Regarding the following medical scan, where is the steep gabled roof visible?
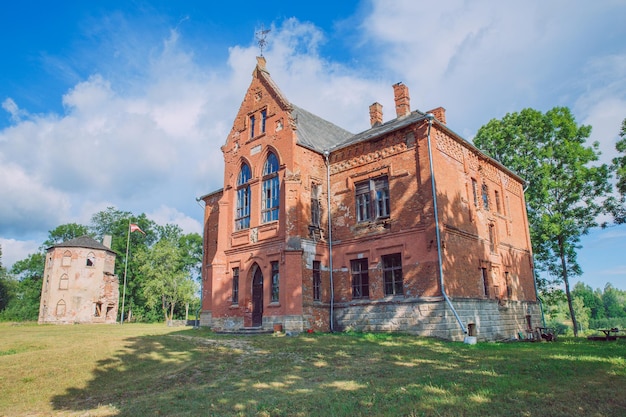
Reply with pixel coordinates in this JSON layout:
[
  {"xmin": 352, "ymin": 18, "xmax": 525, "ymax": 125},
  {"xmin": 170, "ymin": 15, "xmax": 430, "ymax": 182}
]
[
  {"xmin": 252, "ymin": 57, "xmax": 353, "ymax": 153},
  {"xmin": 49, "ymin": 235, "xmax": 117, "ymax": 255},
  {"xmin": 291, "ymin": 105, "xmax": 353, "ymax": 153}
]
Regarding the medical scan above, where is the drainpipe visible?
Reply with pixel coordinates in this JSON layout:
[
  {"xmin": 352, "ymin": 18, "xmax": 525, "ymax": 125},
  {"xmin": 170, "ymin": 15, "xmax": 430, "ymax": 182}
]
[
  {"xmin": 425, "ymin": 113, "xmax": 467, "ymax": 335},
  {"xmin": 324, "ymin": 150, "xmax": 335, "ymax": 332}
]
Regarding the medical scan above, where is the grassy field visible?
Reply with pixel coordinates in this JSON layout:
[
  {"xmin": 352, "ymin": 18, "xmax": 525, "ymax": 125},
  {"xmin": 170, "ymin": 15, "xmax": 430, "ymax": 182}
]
[{"xmin": 0, "ymin": 323, "xmax": 625, "ymax": 417}]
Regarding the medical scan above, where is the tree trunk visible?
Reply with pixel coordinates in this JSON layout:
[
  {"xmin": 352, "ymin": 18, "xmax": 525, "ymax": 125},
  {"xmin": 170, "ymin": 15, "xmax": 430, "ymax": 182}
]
[{"xmin": 559, "ymin": 237, "xmax": 579, "ymax": 337}]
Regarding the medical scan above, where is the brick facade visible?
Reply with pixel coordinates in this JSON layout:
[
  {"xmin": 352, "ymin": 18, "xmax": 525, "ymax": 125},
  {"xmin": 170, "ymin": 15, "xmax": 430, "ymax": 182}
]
[{"xmin": 200, "ymin": 58, "xmax": 540, "ymax": 341}]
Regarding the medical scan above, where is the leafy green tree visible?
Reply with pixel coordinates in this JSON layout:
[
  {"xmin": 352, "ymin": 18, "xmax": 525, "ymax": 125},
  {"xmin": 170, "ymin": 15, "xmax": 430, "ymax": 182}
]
[
  {"xmin": 602, "ymin": 284, "xmax": 626, "ymax": 318},
  {"xmin": 571, "ymin": 296, "xmax": 590, "ymax": 331},
  {"xmin": 90, "ymin": 207, "xmax": 158, "ymax": 321},
  {"xmin": 0, "ymin": 253, "xmax": 46, "ymax": 321},
  {"xmin": 606, "ymin": 118, "xmax": 626, "ymax": 224},
  {"xmin": 42, "ymin": 223, "xmax": 90, "ymax": 248},
  {"xmin": 137, "ymin": 235, "xmax": 198, "ymax": 323},
  {"xmin": 474, "ymin": 107, "xmax": 612, "ymax": 336},
  {"xmin": 0, "ymin": 244, "xmax": 15, "ymax": 312},
  {"xmin": 572, "ymin": 282, "xmax": 606, "ymax": 320}
]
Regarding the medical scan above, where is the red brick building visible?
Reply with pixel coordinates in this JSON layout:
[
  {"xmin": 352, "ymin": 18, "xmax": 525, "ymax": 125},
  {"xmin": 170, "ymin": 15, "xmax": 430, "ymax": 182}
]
[{"xmin": 199, "ymin": 57, "xmax": 540, "ymax": 341}]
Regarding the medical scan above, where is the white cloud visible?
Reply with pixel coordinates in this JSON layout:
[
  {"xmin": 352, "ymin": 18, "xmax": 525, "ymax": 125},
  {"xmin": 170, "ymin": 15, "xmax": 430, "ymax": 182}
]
[
  {"xmin": 147, "ymin": 205, "xmax": 203, "ymax": 235},
  {"xmin": 0, "ymin": 238, "xmax": 40, "ymax": 270}
]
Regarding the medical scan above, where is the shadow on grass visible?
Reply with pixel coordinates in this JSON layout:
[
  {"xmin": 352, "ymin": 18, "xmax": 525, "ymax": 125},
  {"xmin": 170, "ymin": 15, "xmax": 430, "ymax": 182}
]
[{"xmin": 51, "ymin": 331, "xmax": 626, "ymax": 417}]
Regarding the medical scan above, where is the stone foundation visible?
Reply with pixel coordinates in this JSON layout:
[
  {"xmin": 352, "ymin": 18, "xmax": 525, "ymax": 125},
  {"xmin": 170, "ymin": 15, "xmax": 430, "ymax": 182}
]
[
  {"xmin": 201, "ymin": 299, "xmax": 540, "ymax": 341},
  {"xmin": 333, "ymin": 298, "xmax": 541, "ymax": 341}
]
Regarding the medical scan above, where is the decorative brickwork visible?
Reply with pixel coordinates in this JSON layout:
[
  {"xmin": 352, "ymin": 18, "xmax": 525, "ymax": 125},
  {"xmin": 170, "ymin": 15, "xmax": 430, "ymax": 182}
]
[{"xmin": 199, "ymin": 58, "xmax": 538, "ymax": 341}]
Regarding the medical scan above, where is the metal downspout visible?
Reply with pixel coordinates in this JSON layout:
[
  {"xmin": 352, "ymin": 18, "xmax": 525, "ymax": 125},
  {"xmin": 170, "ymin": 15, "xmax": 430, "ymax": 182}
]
[
  {"xmin": 425, "ymin": 114, "xmax": 467, "ymax": 335},
  {"xmin": 324, "ymin": 151, "xmax": 335, "ymax": 332}
]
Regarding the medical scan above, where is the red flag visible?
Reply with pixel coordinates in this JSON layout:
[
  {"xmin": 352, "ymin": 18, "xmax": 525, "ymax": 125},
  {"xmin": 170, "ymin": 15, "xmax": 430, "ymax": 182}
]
[{"xmin": 130, "ymin": 223, "xmax": 146, "ymax": 235}]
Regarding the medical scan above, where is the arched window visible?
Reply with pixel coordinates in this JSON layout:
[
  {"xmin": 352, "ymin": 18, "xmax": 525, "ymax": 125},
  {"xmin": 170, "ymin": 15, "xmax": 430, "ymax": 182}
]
[
  {"xmin": 62, "ymin": 250, "xmax": 72, "ymax": 267},
  {"xmin": 56, "ymin": 300, "xmax": 66, "ymax": 317},
  {"xmin": 262, "ymin": 152, "xmax": 279, "ymax": 223},
  {"xmin": 236, "ymin": 163, "xmax": 252, "ymax": 230},
  {"xmin": 86, "ymin": 252, "xmax": 95, "ymax": 267},
  {"xmin": 59, "ymin": 274, "xmax": 69, "ymax": 290}
]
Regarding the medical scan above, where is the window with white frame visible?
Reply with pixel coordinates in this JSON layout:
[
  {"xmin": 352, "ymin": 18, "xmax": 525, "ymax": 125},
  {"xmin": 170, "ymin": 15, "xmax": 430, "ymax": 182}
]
[
  {"xmin": 236, "ymin": 163, "xmax": 252, "ymax": 230},
  {"xmin": 262, "ymin": 152, "xmax": 280, "ymax": 223},
  {"xmin": 355, "ymin": 176, "xmax": 389, "ymax": 223}
]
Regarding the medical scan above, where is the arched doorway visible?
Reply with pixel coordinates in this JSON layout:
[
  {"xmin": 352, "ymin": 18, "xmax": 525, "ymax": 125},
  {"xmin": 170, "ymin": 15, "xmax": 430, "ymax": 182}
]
[{"xmin": 252, "ymin": 264, "xmax": 263, "ymax": 327}]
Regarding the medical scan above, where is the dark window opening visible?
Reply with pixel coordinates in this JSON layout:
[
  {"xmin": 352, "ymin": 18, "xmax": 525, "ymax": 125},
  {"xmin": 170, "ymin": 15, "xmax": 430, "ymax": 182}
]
[
  {"xmin": 311, "ymin": 183, "xmax": 321, "ymax": 228},
  {"xmin": 261, "ymin": 110, "xmax": 267, "ymax": 134},
  {"xmin": 249, "ymin": 115, "xmax": 255, "ymax": 138},
  {"xmin": 356, "ymin": 176, "xmax": 389, "ymax": 223},
  {"xmin": 351, "ymin": 258, "xmax": 369, "ymax": 299},
  {"xmin": 481, "ymin": 267, "xmax": 489, "ymax": 298},
  {"xmin": 471, "ymin": 179, "xmax": 478, "ymax": 207},
  {"xmin": 383, "ymin": 253, "xmax": 403, "ymax": 296},
  {"xmin": 495, "ymin": 190, "xmax": 502, "ymax": 214},
  {"xmin": 271, "ymin": 261, "xmax": 279, "ymax": 302},
  {"xmin": 482, "ymin": 183, "xmax": 489, "ymax": 210},
  {"xmin": 232, "ymin": 268, "xmax": 239, "ymax": 304},
  {"xmin": 313, "ymin": 261, "xmax": 321, "ymax": 301}
]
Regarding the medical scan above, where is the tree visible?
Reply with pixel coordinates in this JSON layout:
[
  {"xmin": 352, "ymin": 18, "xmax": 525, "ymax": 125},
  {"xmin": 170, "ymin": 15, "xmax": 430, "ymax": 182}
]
[
  {"xmin": 137, "ymin": 235, "xmax": 198, "ymax": 323},
  {"xmin": 474, "ymin": 107, "xmax": 612, "ymax": 336},
  {"xmin": 602, "ymin": 284, "xmax": 626, "ymax": 318},
  {"xmin": 1, "ymin": 253, "xmax": 46, "ymax": 321},
  {"xmin": 607, "ymin": 118, "xmax": 626, "ymax": 224},
  {"xmin": 42, "ymin": 223, "xmax": 90, "ymax": 248},
  {"xmin": 90, "ymin": 207, "xmax": 158, "ymax": 321},
  {"xmin": 572, "ymin": 282, "xmax": 605, "ymax": 320}
]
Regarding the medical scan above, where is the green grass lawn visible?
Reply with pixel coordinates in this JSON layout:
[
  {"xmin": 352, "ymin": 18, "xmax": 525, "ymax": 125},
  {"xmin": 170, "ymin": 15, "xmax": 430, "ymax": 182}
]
[{"xmin": 0, "ymin": 323, "xmax": 625, "ymax": 416}]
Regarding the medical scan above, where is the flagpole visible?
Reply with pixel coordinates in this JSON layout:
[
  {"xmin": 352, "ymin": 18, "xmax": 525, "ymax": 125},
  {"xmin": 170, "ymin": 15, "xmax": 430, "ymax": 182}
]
[{"xmin": 120, "ymin": 221, "xmax": 131, "ymax": 324}]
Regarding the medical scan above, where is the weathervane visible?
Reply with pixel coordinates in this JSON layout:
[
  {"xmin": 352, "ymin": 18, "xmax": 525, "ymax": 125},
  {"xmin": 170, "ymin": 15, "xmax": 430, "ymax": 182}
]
[{"xmin": 256, "ymin": 25, "xmax": 271, "ymax": 56}]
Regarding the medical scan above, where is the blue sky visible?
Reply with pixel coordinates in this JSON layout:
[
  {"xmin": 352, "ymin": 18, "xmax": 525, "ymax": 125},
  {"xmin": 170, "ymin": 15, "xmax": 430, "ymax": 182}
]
[{"xmin": 1, "ymin": 0, "xmax": 625, "ymax": 291}]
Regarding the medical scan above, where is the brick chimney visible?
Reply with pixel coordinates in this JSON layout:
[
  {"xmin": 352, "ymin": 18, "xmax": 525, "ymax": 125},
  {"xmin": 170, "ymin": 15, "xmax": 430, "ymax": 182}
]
[
  {"xmin": 427, "ymin": 107, "xmax": 447, "ymax": 125},
  {"xmin": 103, "ymin": 235, "xmax": 112, "ymax": 249},
  {"xmin": 369, "ymin": 102, "xmax": 383, "ymax": 127},
  {"xmin": 393, "ymin": 82, "xmax": 410, "ymax": 117}
]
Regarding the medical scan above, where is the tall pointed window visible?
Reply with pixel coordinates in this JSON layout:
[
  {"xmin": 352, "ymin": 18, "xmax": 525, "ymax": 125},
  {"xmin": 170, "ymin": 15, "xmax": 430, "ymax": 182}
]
[
  {"xmin": 261, "ymin": 109, "xmax": 267, "ymax": 134},
  {"xmin": 232, "ymin": 267, "xmax": 239, "ymax": 304},
  {"xmin": 236, "ymin": 163, "xmax": 251, "ymax": 230},
  {"xmin": 271, "ymin": 261, "xmax": 279, "ymax": 302},
  {"xmin": 482, "ymin": 183, "xmax": 489, "ymax": 210},
  {"xmin": 311, "ymin": 183, "xmax": 321, "ymax": 228},
  {"xmin": 249, "ymin": 115, "xmax": 256, "ymax": 138},
  {"xmin": 262, "ymin": 152, "xmax": 280, "ymax": 223}
]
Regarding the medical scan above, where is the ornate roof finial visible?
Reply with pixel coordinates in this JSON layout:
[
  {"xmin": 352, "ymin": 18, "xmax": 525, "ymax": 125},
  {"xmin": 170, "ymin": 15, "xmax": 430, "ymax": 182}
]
[{"xmin": 256, "ymin": 25, "xmax": 271, "ymax": 57}]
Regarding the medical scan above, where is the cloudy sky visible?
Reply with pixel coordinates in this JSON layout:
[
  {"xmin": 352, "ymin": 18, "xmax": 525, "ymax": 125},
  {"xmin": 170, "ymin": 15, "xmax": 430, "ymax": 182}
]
[{"xmin": 1, "ymin": 0, "xmax": 625, "ymax": 291}]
